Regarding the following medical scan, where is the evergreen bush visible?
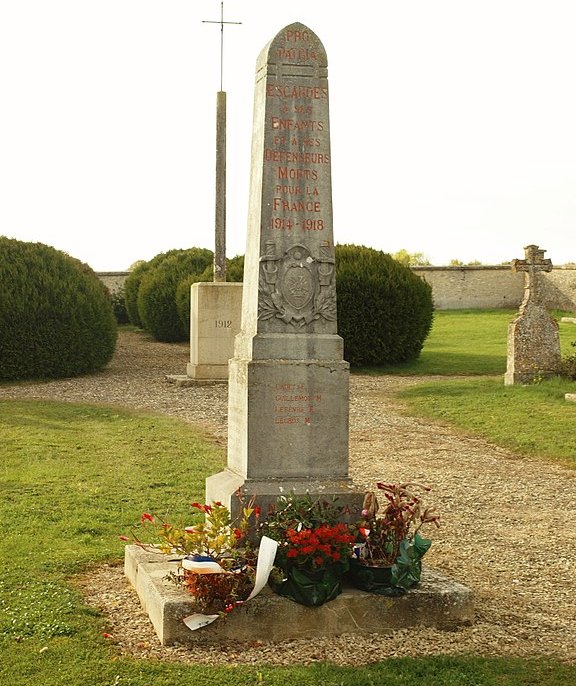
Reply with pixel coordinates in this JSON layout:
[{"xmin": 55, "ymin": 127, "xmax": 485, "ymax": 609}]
[
  {"xmin": 0, "ymin": 237, "xmax": 117, "ymax": 380},
  {"xmin": 124, "ymin": 250, "xmax": 186, "ymax": 328},
  {"xmin": 335, "ymin": 244, "xmax": 434, "ymax": 367},
  {"xmin": 137, "ymin": 248, "xmax": 213, "ymax": 342},
  {"xmin": 124, "ymin": 260, "xmax": 148, "ymax": 327}
]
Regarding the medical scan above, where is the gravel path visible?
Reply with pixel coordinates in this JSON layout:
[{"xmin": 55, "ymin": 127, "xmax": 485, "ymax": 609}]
[{"xmin": 2, "ymin": 330, "xmax": 575, "ymax": 666}]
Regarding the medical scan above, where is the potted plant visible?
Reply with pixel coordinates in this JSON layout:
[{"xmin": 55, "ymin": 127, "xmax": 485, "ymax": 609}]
[
  {"xmin": 261, "ymin": 492, "xmax": 355, "ymax": 607},
  {"xmin": 349, "ymin": 482, "xmax": 440, "ymax": 596},
  {"xmin": 129, "ymin": 498, "xmax": 261, "ymax": 615}
]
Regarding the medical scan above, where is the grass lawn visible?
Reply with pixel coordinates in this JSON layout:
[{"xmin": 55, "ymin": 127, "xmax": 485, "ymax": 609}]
[
  {"xmin": 375, "ymin": 309, "xmax": 576, "ymax": 469},
  {"xmin": 366, "ymin": 309, "xmax": 576, "ymax": 376},
  {"xmin": 1, "ymin": 310, "xmax": 576, "ymax": 684}
]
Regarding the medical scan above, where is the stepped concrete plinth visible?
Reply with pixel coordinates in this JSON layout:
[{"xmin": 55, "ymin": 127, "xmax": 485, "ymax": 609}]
[{"xmin": 125, "ymin": 546, "xmax": 474, "ymax": 646}]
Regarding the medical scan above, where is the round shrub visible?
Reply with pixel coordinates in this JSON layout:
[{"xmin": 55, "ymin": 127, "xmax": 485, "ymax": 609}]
[
  {"xmin": 0, "ymin": 238, "xmax": 117, "ymax": 380},
  {"xmin": 137, "ymin": 248, "xmax": 213, "ymax": 342},
  {"xmin": 124, "ymin": 250, "xmax": 187, "ymax": 328},
  {"xmin": 336, "ymin": 244, "xmax": 434, "ymax": 367}
]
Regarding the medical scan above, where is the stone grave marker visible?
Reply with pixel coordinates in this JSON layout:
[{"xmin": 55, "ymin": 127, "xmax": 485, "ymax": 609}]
[
  {"xmin": 504, "ymin": 244, "xmax": 562, "ymax": 385},
  {"xmin": 206, "ymin": 22, "xmax": 361, "ymax": 515}
]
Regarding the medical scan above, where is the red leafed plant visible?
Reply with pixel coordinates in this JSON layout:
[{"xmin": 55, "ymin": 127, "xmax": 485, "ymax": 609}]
[{"xmin": 355, "ymin": 482, "xmax": 440, "ymax": 567}]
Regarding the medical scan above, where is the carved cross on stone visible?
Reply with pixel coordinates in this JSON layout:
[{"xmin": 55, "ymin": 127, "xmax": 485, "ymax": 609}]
[{"xmin": 511, "ymin": 244, "xmax": 552, "ymax": 307}]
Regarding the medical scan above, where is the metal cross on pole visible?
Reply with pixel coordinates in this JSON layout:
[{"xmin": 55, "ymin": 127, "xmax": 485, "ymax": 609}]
[
  {"xmin": 202, "ymin": 1, "xmax": 242, "ymax": 92},
  {"xmin": 202, "ymin": 2, "xmax": 242, "ymax": 282}
]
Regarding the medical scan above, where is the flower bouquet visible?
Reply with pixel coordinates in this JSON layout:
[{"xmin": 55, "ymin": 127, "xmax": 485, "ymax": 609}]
[
  {"xmin": 132, "ymin": 498, "xmax": 261, "ymax": 615},
  {"xmin": 349, "ymin": 482, "xmax": 440, "ymax": 596},
  {"xmin": 261, "ymin": 492, "xmax": 355, "ymax": 607}
]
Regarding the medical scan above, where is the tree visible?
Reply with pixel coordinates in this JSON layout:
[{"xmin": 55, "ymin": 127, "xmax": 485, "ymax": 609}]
[{"xmin": 392, "ymin": 249, "xmax": 431, "ymax": 267}]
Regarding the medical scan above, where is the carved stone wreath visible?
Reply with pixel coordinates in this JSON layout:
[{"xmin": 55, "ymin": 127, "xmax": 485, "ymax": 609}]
[{"xmin": 258, "ymin": 243, "xmax": 337, "ymax": 327}]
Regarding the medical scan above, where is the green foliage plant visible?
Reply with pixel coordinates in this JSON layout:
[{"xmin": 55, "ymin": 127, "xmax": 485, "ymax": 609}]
[
  {"xmin": 0, "ymin": 237, "xmax": 117, "ymax": 380},
  {"xmin": 137, "ymin": 248, "xmax": 213, "ymax": 342},
  {"xmin": 124, "ymin": 249, "xmax": 195, "ymax": 328},
  {"xmin": 559, "ymin": 341, "xmax": 576, "ymax": 380},
  {"xmin": 335, "ymin": 244, "xmax": 434, "ymax": 367},
  {"xmin": 123, "ymin": 259, "xmax": 149, "ymax": 327}
]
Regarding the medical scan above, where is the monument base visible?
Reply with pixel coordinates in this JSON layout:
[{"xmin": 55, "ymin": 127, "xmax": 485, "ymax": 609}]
[
  {"xmin": 186, "ymin": 363, "xmax": 229, "ymax": 380},
  {"xmin": 206, "ymin": 468, "xmax": 364, "ymax": 521},
  {"xmin": 187, "ymin": 282, "xmax": 242, "ymax": 381},
  {"xmin": 125, "ymin": 545, "xmax": 474, "ymax": 646}
]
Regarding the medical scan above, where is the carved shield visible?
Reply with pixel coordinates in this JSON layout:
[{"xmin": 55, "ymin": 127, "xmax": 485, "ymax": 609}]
[{"xmin": 281, "ymin": 264, "xmax": 314, "ymax": 310}]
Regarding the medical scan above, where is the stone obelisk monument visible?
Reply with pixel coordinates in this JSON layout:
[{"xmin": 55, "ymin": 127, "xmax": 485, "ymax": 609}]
[{"xmin": 207, "ymin": 23, "xmax": 360, "ymax": 514}]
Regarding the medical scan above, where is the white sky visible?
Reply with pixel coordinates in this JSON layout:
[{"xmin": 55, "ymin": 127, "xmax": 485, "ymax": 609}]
[{"xmin": 1, "ymin": 0, "xmax": 575, "ymax": 271}]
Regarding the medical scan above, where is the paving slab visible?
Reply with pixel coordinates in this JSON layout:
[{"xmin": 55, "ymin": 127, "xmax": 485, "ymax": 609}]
[{"xmin": 125, "ymin": 546, "xmax": 474, "ymax": 646}]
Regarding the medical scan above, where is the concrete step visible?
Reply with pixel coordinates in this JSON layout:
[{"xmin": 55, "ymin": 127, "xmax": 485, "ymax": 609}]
[{"xmin": 125, "ymin": 545, "xmax": 474, "ymax": 646}]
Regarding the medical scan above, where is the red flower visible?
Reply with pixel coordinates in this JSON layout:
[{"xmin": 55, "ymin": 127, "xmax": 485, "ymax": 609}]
[
  {"xmin": 254, "ymin": 506, "xmax": 262, "ymax": 518},
  {"xmin": 140, "ymin": 513, "xmax": 154, "ymax": 523}
]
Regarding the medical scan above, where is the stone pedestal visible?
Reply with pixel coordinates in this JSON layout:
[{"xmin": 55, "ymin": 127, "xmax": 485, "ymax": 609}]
[
  {"xmin": 125, "ymin": 545, "xmax": 474, "ymax": 646},
  {"xmin": 186, "ymin": 282, "xmax": 242, "ymax": 380}
]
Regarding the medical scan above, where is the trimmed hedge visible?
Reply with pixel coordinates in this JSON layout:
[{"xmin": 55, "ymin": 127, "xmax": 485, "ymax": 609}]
[
  {"xmin": 0, "ymin": 238, "xmax": 117, "ymax": 380},
  {"xmin": 137, "ymin": 248, "xmax": 213, "ymax": 342},
  {"xmin": 124, "ymin": 250, "xmax": 187, "ymax": 328},
  {"xmin": 336, "ymin": 244, "xmax": 434, "ymax": 367}
]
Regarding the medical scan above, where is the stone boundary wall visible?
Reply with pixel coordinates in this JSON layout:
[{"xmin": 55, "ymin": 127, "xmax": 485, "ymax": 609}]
[
  {"xmin": 411, "ymin": 266, "xmax": 576, "ymax": 310},
  {"xmin": 97, "ymin": 267, "xmax": 576, "ymax": 311},
  {"xmin": 97, "ymin": 272, "xmax": 129, "ymax": 295}
]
